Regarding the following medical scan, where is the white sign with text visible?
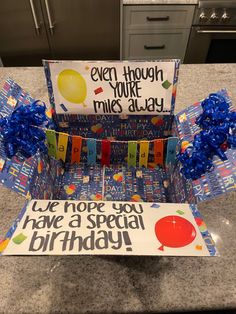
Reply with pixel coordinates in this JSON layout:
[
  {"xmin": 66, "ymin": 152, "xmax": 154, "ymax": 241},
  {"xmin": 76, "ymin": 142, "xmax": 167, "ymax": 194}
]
[
  {"xmin": 46, "ymin": 60, "xmax": 178, "ymax": 115},
  {"xmin": 2, "ymin": 200, "xmax": 214, "ymax": 256}
]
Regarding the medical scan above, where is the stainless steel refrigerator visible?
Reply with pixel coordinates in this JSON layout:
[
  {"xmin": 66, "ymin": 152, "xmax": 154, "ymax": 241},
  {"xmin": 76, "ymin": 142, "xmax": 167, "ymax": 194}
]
[{"xmin": 0, "ymin": 0, "xmax": 121, "ymax": 66}]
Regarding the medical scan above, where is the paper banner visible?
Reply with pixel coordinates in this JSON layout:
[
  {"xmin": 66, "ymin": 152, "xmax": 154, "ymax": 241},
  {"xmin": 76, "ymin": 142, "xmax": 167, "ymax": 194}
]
[
  {"xmin": 46, "ymin": 130, "xmax": 57, "ymax": 158},
  {"xmin": 87, "ymin": 139, "xmax": 97, "ymax": 165},
  {"xmin": 154, "ymin": 139, "xmax": 164, "ymax": 166},
  {"xmin": 127, "ymin": 142, "xmax": 137, "ymax": 167},
  {"xmin": 101, "ymin": 140, "xmax": 111, "ymax": 166},
  {"xmin": 57, "ymin": 133, "xmax": 69, "ymax": 162},
  {"xmin": 139, "ymin": 141, "xmax": 149, "ymax": 168},
  {"xmin": 166, "ymin": 138, "xmax": 178, "ymax": 165},
  {"xmin": 71, "ymin": 136, "xmax": 82, "ymax": 164}
]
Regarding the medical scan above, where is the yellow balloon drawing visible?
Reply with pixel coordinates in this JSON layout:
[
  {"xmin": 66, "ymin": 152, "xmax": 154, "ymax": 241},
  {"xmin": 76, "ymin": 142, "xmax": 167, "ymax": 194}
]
[{"xmin": 57, "ymin": 69, "xmax": 87, "ymax": 106}]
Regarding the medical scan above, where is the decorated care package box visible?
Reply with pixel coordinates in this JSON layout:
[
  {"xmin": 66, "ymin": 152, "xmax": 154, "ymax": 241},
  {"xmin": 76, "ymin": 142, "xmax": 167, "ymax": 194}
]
[{"xmin": 0, "ymin": 60, "xmax": 235, "ymax": 257}]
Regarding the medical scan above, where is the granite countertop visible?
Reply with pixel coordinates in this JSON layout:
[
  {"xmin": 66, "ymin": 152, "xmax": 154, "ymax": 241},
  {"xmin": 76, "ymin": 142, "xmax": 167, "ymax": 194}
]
[
  {"xmin": 123, "ymin": 0, "xmax": 198, "ymax": 5},
  {"xmin": 0, "ymin": 64, "xmax": 236, "ymax": 313}
]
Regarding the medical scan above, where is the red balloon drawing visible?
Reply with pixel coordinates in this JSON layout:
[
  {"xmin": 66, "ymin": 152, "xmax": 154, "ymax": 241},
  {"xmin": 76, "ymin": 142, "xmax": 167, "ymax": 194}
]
[{"xmin": 155, "ymin": 215, "xmax": 197, "ymax": 251}]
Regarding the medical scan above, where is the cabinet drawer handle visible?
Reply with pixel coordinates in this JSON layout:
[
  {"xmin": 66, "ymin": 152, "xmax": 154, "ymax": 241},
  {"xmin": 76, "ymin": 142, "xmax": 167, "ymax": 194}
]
[
  {"xmin": 45, "ymin": 0, "xmax": 54, "ymax": 35},
  {"xmin": 146, "ymin": 16, "xmax": 170, "ymax": 22},
  {"xmin": 144, "ymin": 45, "xmax": 165, "ymax": 50},
  {"xmin": 29, "ymin": 0, "xmax": 40, "ymax": 35}
]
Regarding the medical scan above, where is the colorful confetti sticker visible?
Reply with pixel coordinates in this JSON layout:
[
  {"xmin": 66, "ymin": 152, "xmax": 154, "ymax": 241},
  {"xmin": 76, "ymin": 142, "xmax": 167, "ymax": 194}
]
[
  {"xmin": 90, "ymin": 193, "xmax": 103, "ymax": 201},
  {"xmin": 64, "ymin": 184, "xmax": 76, "ymax": 195},
  {"xmin": 151, "ymin": 203, "xmax": 160, "ymax": 208},
  {"xmin": 162, "ymin": 80, "xmax": 172, "ymax": 89},
  {"xmin": 151, "ymin": 117, "xmax": 164, "ymax": 126},
  {"xmin": 181, "ymin": 140, "xmax": 191, "ymax": 153},
  {"xmin": 12, "ymin": 233, "xmax": 27, "ymax": 245},
  {"xmin": 0, "ymin": 239, "xmax": 10, "ymax": 253},
  {"xmin": 94, "ymin": 87, "xmax": 103, "ymax": 95},
  {"xmin": 176, "ymin": 210, "xmax": 185, "ymax": 215},
  {"xmin": 178, "ymin": 113, "xmax": 187, "ymax": 123},
  {"xmin": 0, "ymin": 158, "xmax": 5, "ymax": 172},
  {"xmin": 195, "ymin": 217, "xmax": 207, "ymax": 232},
  {"xmin": 91, "ymin": 123, "xmax": 103, "ymax": 134},
  {"xmin": 199, "ymin": 223, "xmax": 207, "ymax": 233},
  {"xmin": 26, "ymin": 191, "xmax": 32, "ymax": 200},
  {"xmin": 131, "ymin": 194, "xmax": 142, "ymax": 202},
  {"xmin": 195, "ymin": 245, "xmax": 203, "ymax": 250},
  {"xmin": 60, "ymin": 103, "xmax": 68, "ymax": 112},
  {"xmin": 45, "ymin": 109, "xmax": 52, "ymax": 119},
  {"xmin": 136, "ymin": 170, "xmax": 143, "ymax": 179},
  {"xmin": 82, "ymin": 176, "xmax": 90, "ymax": 184},
  {"xmin": 85, "ymin": 66, "xmax": 90, "ymax": 70},
  {"xmin": 113, "ymin": 172, "xmax": 123, "ymax": 182},
  {"xmin": 7, "ymin": 96, "xmax": 17, "ymax": 108}
]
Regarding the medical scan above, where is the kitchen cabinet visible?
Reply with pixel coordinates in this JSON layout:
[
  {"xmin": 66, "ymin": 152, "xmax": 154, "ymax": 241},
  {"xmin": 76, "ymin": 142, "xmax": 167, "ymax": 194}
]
[
  {"xmin": 0, "ymin": 0, "xmax": 50, "ymax": 65},
  {"xmin": 122, "ymin": 5, "xmax": 195, "ymax": 61},
  {"xmin": 0, "ymin": 0, "xmax": 120, "ymax": 66}
]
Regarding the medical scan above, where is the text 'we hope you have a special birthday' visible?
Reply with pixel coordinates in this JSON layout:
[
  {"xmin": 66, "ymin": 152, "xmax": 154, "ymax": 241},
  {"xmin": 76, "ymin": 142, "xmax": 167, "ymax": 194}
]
[{"xmin": 21, "ymin": 201, "xmax": 146, "ymax": 253}]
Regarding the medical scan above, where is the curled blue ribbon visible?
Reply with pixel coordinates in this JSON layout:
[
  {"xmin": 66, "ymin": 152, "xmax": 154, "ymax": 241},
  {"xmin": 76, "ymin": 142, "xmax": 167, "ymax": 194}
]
[
  {"xmin": 178, "ymin": 92, "xmax": 236, "ymax": 180},
  {"xmin": 0, "ymin": 100, "xmax": 49, "ymax": 158}
]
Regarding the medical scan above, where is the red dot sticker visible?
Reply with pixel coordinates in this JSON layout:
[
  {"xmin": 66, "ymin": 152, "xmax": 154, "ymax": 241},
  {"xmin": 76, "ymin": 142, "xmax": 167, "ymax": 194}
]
[{"xmin": 94, "ymin": 87, "xmax": 103, "ymax": 95}]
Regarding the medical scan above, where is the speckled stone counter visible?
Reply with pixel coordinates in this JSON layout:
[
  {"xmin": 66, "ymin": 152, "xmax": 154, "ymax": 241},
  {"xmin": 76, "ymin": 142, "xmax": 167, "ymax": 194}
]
[
  {"xmin": 0, "ymin": 64, "xmax": 236, "ymax": 313},
  {"xmin": 123, "ymin": 0, "xmax": 198, "ymax": 5}
]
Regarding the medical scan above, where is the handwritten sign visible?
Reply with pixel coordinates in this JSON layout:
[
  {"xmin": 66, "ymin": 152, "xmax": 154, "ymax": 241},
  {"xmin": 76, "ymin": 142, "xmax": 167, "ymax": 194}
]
[
  {"xmin": 45, "ymin": 60, "xmax": 179, "ymax": 115},
  {"xmin": 2, "ymin": 200, "xmax": 216, "ymax": 256}
]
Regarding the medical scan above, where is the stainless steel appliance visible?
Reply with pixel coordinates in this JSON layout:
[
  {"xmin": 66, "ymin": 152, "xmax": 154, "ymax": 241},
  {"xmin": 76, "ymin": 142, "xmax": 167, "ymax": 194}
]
[
  {"xmin": 184, "ymin": 0, "xmax": 236, "ymax": 63},
  {"xmin": 0, "ymin": 0, "xmax": 120, "ymax": 66}
]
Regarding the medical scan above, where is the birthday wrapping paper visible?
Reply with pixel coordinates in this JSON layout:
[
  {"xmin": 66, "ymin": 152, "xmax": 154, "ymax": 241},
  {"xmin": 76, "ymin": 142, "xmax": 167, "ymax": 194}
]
[{"xmin": 0, "ymin": 79, "xmax": 234, "ymax": 204}]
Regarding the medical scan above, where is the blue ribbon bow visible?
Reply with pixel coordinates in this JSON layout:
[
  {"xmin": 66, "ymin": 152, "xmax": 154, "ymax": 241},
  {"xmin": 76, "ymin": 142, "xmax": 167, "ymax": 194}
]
[
  {"xmin": 0, "ymin": 100, "xmax": 49, "ymax": 158},
  {"xmin": 178, "ymin": 93, "xmax": 236, "ymax": 180}
]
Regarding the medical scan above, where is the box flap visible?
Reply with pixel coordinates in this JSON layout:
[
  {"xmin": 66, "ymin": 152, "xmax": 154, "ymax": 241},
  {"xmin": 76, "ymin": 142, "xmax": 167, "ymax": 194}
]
[
  {"xmin": 1, "ymin": 200, "xmax": 217, "ymax": 256},
  {"xmin": 0, "ymin": 79, "xmax": 62, "ymax": 199},
  {"xmin": 43, "ymin": 59, "xmax": 180, "ymax": 116},
  {"xmin": 176, "ymin": 89, "xmax": 236, "ymax": 202}
]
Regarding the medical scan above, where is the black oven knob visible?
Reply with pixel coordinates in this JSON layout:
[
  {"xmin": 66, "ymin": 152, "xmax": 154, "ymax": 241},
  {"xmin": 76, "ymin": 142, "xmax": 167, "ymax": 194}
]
[
  {"xmin": 199, "ymin": 11, "xmax": 208, "ymax": 22},
  {"xmin": 210, "ymin": 11, "xmax": 219, "ymax": 22},
  {"xmin": 221, "ymin": 11, "xmax": 231, "ymax": 22}
]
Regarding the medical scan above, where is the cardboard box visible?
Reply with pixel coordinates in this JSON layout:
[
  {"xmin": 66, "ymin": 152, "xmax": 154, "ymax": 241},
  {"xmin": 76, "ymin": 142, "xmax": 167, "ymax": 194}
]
[{"xmin": 1, "ymin": 60, "xmax": 234, "ymax": 256}]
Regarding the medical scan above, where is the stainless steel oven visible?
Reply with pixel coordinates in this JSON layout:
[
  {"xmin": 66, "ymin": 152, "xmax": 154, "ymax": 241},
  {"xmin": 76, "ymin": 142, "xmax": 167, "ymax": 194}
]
[{"xmin": 184, "ymin": 0, "xmax": 236, "ymax": 63}]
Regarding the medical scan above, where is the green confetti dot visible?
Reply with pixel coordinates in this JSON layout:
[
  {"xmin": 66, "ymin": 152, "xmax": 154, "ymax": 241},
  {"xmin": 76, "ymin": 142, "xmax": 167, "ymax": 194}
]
[
  {"xmin": 162, "ymin": 80, "xmax": 172, "ymax": 89},
  {"xmin": 176, "ymin": 210, "xmax": 185, "ymax": 215},
  {"xmin": 12, "ymin": 233, "xmax": 27, "ymax": 245}
]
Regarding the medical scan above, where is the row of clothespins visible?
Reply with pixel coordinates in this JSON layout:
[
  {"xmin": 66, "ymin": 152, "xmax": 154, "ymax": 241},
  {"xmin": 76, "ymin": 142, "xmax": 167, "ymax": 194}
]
[{"xmin": 45, "ymin": 129, "xmax": 179, "ymax": 167}]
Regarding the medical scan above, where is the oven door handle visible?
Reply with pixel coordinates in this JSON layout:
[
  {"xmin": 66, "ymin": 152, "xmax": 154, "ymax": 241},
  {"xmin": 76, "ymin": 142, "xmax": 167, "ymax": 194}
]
[{"xmin": 197, "ymin": 29, "xmax": 236, "ymax": 34}]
